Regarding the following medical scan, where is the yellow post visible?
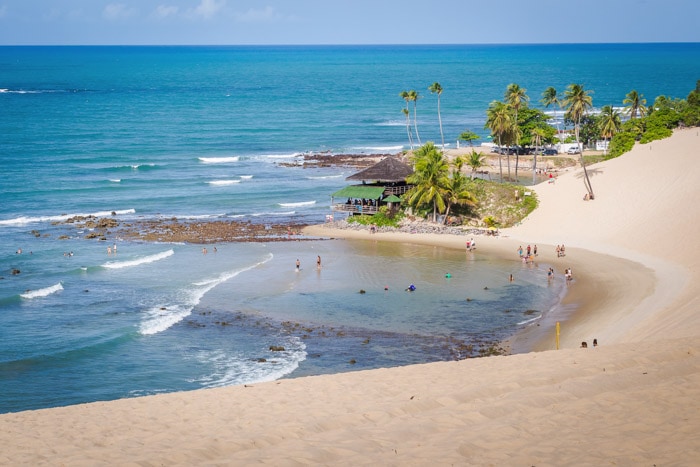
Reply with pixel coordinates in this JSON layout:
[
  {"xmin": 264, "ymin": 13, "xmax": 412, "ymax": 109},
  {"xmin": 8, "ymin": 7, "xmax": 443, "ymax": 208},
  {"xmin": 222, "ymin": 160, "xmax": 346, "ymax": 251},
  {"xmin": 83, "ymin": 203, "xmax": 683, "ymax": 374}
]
[{"xmin": 555, "ymin": 321, "xmax": 560, "ymax": 350}]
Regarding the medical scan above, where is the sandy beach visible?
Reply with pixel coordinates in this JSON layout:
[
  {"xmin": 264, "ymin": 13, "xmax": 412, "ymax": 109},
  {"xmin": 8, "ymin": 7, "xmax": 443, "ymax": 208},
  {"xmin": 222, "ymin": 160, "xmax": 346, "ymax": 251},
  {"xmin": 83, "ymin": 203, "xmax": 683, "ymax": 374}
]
[{"xmin": 2, "ymin": 129, "xmax": 700, "ymax": 465}]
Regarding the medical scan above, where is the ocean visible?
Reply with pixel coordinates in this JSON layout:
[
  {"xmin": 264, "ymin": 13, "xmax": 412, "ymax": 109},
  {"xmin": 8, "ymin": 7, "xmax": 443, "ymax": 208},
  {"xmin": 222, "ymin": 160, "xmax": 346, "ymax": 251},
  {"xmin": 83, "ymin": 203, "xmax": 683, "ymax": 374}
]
[{"xmin": 1, "ymin": 43, "xmax": 698, "ymax": 413}]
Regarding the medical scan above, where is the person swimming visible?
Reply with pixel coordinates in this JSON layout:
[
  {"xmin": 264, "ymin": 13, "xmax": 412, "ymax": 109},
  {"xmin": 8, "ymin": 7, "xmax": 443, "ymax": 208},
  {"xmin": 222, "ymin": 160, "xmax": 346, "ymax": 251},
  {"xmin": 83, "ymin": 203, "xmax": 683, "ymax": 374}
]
[{"xmin": 406, "ymin": 284, "xmax": 416, "ymax": 292}]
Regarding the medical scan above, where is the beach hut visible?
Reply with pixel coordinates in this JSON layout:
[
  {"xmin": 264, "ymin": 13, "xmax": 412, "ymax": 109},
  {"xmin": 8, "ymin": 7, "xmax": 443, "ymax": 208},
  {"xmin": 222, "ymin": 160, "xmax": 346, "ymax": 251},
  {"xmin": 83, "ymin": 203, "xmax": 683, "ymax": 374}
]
[{"xmin": 331, "ymin": 156, "xmax": 414, "ymax": 216}]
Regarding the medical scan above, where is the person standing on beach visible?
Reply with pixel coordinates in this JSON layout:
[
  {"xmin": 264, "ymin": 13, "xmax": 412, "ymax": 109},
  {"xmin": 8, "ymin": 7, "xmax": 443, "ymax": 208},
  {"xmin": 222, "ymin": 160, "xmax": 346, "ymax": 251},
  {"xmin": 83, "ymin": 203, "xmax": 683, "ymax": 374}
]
[
  {"xmin": 533, "ymin": 245, "xmax": 538, "ymax": 256},
  {"xmin": 296, "ymin": 258, "xmax": 300, "ymax": 270},
  {"xmin": 316, "ymin": 255, "xmax": 321, "ymax": 269}
]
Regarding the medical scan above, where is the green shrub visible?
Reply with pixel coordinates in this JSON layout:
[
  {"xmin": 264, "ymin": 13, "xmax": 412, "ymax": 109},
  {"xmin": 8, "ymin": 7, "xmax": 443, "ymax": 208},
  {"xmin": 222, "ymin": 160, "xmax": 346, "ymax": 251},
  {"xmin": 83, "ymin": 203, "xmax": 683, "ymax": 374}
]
[
  {"xmin": 639, "ymin": 125, "xmax": 672, "ymax": 144},
  {"xmin": 608, "ymin": 131, "xmax": 636, "ymax": 158},
  {"xmin": 346, "ymin": 209, "xmax": 405, "ymax": 228}
]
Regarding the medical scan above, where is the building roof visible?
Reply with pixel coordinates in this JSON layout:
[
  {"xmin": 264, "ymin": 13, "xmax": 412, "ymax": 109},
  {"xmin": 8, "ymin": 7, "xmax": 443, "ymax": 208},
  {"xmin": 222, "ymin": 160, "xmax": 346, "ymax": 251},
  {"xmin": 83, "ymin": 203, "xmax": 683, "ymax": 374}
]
[
  {"xmin": 332, "ymin": 185, "xmax": 386, "ymax": 200},
  {"xmin": 345, "ymin": 157, "xmax": 413, "ymax": 183}
]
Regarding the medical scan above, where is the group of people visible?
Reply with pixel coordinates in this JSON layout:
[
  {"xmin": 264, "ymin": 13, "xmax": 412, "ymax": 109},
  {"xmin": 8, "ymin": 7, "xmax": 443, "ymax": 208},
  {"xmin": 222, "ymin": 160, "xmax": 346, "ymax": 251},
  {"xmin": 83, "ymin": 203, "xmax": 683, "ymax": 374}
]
[
  {"xmin": 465, "ymin": 238, "xmax": 476, "ymax": 251},
  {"xmin": 581, "ymin": 338, "xmax": 598, "ymax": 348},
  {"xmin": 556, "ymin": 245, "xmax": 566, "ymax": 257},
  {"xmin": 517, "ymin": 244, "xmax": 537, "ymax": 264},
  {"xmin": 295, "ymin": 255, "xmax": 322, "ymax": 271},
  {"xmin": 346, "ymin": 198, "xmax": 377, "ymax": 207}
]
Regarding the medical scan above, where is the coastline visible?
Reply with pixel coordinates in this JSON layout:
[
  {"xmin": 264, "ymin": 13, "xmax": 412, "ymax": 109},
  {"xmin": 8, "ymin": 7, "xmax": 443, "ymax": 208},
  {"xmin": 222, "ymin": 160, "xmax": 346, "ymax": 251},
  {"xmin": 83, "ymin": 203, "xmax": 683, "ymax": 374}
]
[
  {"xmin": 2, "ymin": 129, "xmax": 700, "ymax": 464},
  {"xmin": 302, "ymin": 224, "xmax": 658, "ymax": 353}
]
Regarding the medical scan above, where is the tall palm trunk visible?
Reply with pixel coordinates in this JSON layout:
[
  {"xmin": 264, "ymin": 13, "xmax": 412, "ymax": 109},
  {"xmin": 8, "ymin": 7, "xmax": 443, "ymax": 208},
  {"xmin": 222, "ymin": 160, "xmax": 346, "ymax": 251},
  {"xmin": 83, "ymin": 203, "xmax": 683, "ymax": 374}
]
[
  {"xmin": 497, "ymin": 136, "xmax": 504, "ymax": 183},
  {"xmin": 576, "ymin": 120, "xmax": 594, "ymax": 198},
  {"xmin": 437, "ymin": 95, "xmax": 444, "ymax": 149},
  {"xmin": 506, "ymin": 152, "xmax": 511, "ymax": 181},
  {"xmin": 413, "ymin": 101, "xmax": 422, "ymax": 145},
  {"xmin": 514, "ymin": 108, "xmax": 519, "ymax": 180},
  {"xmin": 403, "ymin": 108, "xmax": 413, "ymax": 149}
]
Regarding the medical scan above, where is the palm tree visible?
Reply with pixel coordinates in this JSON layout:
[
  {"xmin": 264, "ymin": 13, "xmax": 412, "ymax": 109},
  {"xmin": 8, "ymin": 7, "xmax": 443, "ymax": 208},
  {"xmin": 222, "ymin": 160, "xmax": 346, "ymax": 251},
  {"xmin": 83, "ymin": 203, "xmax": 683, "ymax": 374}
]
[
  {"xmin": 428, "ymin": 82, "xmax": 445, "ymax": 149},
  {"xmin": 401, "ymin": 107, "xmax": 413, "ymax": 149},
  {"xmin": 563, "ymin": 83, "xmax": 594, "ymax": 198},
  {"xmin": 440, "ymin": 171, "xmax": 477, "ymax": 224},
  {"xmin": 541, "ymin": 86, "xmax": 562, "ymax": 144},
  {"xmin": 598, "ymin": 105, "xmax": 621, "ymax": 155},
  {"xmin": 531, "ymin": 127, "xmax": 547, "ymax": 184},
  {"xmin": 408, "ymin": 90, "xmax": 422, "ymax": 145},
  {"xmin": 458, "ymin": 130, "xmax": 480, "ymax": 148},
  {"xmin": 399, "ymin": 91, "xmax": 414, "ymax": 149},
  {"xmin": 505, "ymin": 83, "xmax": 529, "ymax": 179},
  {"xmin": 465, "ymin": 150, "xmax": 487, "ymax": 180},
  {"xmin": 623, "ymin": 90, "xmax": 647, "ymax": 119},
  {"xmin": 485, "ymin": 100, "xmax": 515, "ymax": 183},
  {"xmin": 405, "ymin": 142, "xmax": 448, "ymax": 222}
]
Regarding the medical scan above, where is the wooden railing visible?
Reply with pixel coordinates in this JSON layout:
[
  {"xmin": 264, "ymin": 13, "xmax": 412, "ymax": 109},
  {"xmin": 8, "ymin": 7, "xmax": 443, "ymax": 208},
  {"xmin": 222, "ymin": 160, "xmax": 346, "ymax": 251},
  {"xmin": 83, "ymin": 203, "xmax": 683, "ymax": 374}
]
[
  {"xmin": 383, "ymin": 185, "xmax": 412, "ymax": 195},
  {"xmin": 332, "ymin": 204, "xmax": 379, "ymax": 215}
]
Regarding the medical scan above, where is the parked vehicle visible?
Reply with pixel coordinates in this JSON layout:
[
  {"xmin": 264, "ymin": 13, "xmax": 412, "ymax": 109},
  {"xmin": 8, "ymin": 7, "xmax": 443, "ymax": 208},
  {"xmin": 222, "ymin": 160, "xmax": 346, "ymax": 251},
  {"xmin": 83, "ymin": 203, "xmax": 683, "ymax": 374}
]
[
  {"xmin": 566, "ymin": 146, "xmax": 581, "ymax": 154},
  {"xmin": 541, "ymin": 148, "xmax": 558, "ymax": 155}
]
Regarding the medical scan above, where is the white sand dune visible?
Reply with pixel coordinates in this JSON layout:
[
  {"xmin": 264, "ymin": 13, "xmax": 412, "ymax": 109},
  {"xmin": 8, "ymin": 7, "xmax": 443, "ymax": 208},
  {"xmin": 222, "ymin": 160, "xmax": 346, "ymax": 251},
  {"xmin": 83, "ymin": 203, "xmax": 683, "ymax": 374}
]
[{"xmin": 2, "ymin": 129, "xmax": 699, "ymax": 465}]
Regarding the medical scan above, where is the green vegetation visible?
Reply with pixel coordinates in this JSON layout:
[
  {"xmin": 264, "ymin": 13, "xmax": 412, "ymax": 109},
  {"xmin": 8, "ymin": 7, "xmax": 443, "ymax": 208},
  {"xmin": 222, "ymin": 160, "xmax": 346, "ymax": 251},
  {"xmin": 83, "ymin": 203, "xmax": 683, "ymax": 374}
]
[
  {"xmin": 400, "ymin": 142, "xmax": 534, "ymax": 228},
  {"xmin": 606, "ymin": 80, "xmax": 700, "ymax": 159},
  {"xmin": 468, "ymin": 180, "xmax": 538, "ymax": 228},
  {"xmin": 347, "ymin": 207, "xmax": 406, "ymax": 228},
  {"xmin": 387, "ymin": 78, "xmax": 699, "ymax": 226}
]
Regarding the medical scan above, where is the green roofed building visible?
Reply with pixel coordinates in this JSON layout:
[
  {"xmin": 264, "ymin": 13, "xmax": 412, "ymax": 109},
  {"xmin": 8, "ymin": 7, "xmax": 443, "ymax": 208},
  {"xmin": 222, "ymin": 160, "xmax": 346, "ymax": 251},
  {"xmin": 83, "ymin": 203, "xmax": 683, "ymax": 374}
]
[{"xmin": 331, "ymin": 156, "xmax": 413, "ymax": 216}]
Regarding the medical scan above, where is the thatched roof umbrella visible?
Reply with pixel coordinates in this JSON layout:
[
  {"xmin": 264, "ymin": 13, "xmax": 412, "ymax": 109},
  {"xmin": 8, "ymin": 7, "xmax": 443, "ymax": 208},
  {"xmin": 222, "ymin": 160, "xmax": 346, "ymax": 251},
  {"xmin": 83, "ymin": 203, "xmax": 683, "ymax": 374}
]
[{"xmin": 345, "ymin": 157, "xmax": 413, "ymax": 183}]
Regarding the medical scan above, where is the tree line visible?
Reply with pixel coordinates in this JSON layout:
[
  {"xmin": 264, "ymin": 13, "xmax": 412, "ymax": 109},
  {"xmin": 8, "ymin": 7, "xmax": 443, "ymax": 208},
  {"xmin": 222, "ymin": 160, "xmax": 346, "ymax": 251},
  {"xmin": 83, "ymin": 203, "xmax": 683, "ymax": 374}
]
[{"xmin": 399, "ymin": 79, "xmax": 700, "ymax": 222}]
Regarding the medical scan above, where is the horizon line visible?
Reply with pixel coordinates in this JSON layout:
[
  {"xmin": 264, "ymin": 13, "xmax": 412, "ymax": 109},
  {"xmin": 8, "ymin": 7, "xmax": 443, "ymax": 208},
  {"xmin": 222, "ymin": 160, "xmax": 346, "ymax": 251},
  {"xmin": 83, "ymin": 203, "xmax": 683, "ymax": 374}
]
[{"xmin": 1, "ymin": 41, "xmax": 699, "ymax": 47}]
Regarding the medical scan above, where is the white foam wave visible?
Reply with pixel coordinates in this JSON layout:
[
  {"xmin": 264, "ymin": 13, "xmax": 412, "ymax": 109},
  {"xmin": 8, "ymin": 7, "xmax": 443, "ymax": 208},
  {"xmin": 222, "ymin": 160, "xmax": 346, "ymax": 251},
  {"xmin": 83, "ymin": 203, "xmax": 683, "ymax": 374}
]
[
  {"xmin": 278, "ymin": 200, "xmax": 316, "ymax": 208},
  {"xmin": 0, "ymin": 209, "xmax": 136, "ymax": 227},
  {"xmin": 103, "ymin": 249, "xmax": 174, "ymax": 269},
  {"xmin": 20, "ymin": 283, "xmax": 63, "ymax": 299},
  {"xmin": 199, "ymin": 156, "xmax": 239, "ymax": 164},
  {"xmin": 189, "ymin": 337, "xmax": 307, "ymax": 388},
  {"xmin": 239, "ymin": 175, "xmax": 253, "ymax": 179},
  {"xmin": 139, "ymin": 253, "xmax": 274, "ymax": 336},
  {"xmin": 165, "ymin": 213, "xmax": 225, "ymax": 220},
  {"xmin": 517, "ymin": 313, "xmax": 543, "ymax": 326},
  {"xmin": 139, "ymin": 304, "xmax": 192, "ymax": 336},
  {"xmin": 352, "ymin": 145, "xmax": 404, "ymax": 152},
  {"xmin": 208, "ymin": 180, "xmax": 241, "ymax": 186},
  {"xmin": 130, "ymin": 163, "xmax": 156, "ymax": 169},
  {"xmin": 306, "ymin": 174, "xmax": 343, "ymax": 180},
  {"xmin": 109, "ymin": 179, "xmax": 121, "ymax": 183},
  {"xmin": 375, "ymin": 121, "xmax": 405, "ymax": 127}
]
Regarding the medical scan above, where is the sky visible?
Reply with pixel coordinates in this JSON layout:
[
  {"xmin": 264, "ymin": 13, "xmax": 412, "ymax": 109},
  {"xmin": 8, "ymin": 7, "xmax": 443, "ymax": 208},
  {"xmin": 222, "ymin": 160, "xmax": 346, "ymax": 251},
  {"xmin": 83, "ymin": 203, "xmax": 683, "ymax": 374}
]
[{"xmin": 0, "ymin": 0, "xmax": 698, "ymax": 45}]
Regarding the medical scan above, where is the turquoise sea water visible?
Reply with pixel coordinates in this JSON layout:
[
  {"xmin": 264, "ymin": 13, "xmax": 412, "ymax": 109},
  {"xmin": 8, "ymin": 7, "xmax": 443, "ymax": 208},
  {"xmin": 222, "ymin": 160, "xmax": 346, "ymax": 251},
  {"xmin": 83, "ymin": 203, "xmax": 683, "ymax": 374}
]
[{"xmin": 1, "ymin": 44, "xmax": 698, "ymax": 413}]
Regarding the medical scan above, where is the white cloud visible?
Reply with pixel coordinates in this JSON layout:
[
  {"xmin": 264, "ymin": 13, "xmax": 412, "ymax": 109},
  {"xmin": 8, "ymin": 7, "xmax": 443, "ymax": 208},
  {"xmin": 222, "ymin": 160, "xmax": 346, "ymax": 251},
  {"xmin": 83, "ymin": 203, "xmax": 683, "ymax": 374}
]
[
  {"xmin": 192, "ymin": 0, "xmax": 226, "ymax": 19},
  {"xmin": 152, "ymin": 4, "xmax": 180, "ymax": 19},
  {"xmin": 103, "ymin": 3, "xmax": 138, "ymax": 20},
  {"xmin": 234, "ymin": 6, "xmax": 278, "ymax": 23}
]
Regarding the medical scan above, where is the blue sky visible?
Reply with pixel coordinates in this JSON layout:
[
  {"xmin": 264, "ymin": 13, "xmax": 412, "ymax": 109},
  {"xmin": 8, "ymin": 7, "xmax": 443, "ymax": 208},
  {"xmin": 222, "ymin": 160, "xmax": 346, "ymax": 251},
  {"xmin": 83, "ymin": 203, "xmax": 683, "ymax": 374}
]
[{"xmin": 0, "ymin": 0, "xmax": 698, "ymax": 45}]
